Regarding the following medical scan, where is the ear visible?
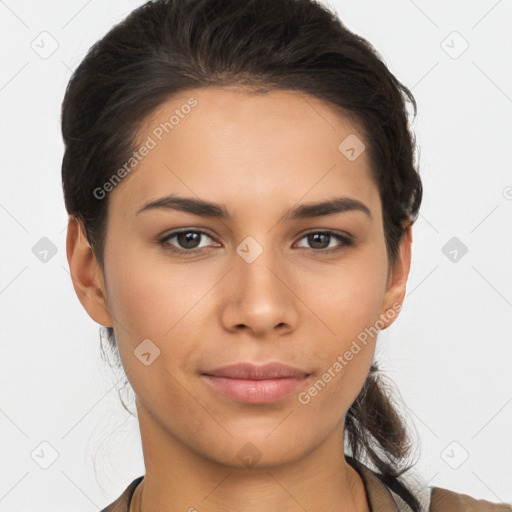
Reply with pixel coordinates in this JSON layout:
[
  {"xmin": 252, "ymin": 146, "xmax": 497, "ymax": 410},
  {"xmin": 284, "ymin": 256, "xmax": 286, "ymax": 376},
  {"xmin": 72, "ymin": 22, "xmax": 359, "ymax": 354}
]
[
  {"xmin": 379, "ymin": 222, "xmax": 412, "ymax": 329},
  {"xmin": 66, "ymin": 215, "xmax": 113, "ymax": 327}
]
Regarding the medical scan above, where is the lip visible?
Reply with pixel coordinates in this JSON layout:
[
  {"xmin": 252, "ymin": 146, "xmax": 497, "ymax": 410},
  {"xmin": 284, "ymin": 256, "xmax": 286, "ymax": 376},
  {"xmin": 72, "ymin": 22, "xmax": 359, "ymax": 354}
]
[{"xmin": 201, "ymin": 362, "xmax": 311, "ymax": 404}]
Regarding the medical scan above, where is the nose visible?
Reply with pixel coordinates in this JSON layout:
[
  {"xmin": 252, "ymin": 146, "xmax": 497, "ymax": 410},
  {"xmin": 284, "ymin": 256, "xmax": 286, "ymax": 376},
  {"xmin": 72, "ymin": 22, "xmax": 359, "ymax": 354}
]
[{"xmin": 219, "ymin": 240, "xmax": 300, "ymax": 338}]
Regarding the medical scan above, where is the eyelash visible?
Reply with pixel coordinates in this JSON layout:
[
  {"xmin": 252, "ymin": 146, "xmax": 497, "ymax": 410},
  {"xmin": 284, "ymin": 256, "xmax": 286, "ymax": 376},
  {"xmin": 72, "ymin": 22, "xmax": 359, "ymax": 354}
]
[{"xmin": 158, "ymin": 229, "xmax": 354, "ymax": 256}]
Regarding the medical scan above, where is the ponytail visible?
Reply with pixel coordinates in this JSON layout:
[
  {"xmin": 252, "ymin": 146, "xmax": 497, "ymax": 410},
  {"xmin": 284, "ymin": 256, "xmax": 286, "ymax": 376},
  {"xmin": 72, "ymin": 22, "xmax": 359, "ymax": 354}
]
[{"xmin": 345, "ymin": 362, "xmax": 422, "ymax": 510}]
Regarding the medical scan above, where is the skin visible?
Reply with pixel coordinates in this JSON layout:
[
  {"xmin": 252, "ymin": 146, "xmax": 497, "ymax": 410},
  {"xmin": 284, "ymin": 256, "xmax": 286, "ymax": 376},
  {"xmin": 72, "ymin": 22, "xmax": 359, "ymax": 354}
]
[{"xmin": 66, "ymin": 86, "xmax": 412, "ymax": 512}]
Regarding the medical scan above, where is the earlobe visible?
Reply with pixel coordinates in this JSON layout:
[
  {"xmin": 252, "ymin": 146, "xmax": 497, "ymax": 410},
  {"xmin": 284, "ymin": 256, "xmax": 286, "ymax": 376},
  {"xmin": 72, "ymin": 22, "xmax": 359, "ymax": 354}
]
[
  {"xmin": 66, "ymin": 215, "xmax": 113, "ymax": 327},
  {"xmin": 379, "ymin": 223, "xmax": 412, "ymax": 329}
]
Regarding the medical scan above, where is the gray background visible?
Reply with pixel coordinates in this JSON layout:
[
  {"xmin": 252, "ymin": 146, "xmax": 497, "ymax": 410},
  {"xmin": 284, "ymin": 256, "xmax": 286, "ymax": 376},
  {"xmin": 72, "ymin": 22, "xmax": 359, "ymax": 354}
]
[{"xmin": 0, "ymin": 0, "xmax": 511, "ymax": 509}]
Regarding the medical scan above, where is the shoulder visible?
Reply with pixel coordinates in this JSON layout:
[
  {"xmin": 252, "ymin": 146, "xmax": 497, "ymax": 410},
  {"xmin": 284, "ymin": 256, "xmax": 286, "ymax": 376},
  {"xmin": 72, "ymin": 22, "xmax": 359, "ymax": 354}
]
[
  {"xmin": 346, "ymin": 455, "xmax": 510, "ymax": 512},
  {"xmin": 429, "ymin": 486, "xmax": 512, "ymax": 512},
  {"xmin": 100, "ymin": 476, "xmax": 144, "ymax": 512}
]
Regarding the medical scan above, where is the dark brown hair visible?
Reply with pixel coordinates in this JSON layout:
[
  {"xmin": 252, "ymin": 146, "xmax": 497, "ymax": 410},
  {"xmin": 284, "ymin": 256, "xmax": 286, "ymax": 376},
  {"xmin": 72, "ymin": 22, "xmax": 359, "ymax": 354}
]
[{"xmin": 61, "ymin": 0, "xmax": 423, "ymax": 508}]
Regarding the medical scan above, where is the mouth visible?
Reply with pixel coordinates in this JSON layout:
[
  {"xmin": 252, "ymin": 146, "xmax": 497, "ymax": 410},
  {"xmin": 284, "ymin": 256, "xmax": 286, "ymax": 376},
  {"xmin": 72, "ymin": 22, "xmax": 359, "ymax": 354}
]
[{"xmin": 201, "ymin": 362, "xmax": 311, "ymax": 404}]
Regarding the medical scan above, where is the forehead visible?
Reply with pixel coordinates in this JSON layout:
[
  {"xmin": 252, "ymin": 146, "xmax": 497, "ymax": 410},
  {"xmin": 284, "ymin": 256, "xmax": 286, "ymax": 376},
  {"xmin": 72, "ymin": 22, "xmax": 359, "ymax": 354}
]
[{"xmin": 108, "ymin": 86, "xmax": 379, "ymax": 220}]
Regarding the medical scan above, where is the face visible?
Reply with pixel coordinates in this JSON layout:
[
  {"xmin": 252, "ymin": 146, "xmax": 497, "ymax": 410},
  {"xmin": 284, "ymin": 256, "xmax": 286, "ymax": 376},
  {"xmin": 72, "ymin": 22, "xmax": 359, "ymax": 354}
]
[{"xmin": 68, "ymin": 86, "xmax": 411, "ymax": 469}]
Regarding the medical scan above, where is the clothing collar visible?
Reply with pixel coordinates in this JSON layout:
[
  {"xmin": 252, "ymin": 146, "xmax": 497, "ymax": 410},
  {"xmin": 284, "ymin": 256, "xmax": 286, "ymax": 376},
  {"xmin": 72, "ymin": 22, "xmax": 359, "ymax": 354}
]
[{"xmin": 346, "ymin": 456, "xmax": 416, "ymax": 511}]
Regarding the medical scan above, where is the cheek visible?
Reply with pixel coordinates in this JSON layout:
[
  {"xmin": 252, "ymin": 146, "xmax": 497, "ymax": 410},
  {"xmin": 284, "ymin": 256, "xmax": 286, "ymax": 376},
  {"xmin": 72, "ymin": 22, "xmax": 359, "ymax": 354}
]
[
  {"xmin": 300, "ymin": 246, "xmax": 389, "ymax": 342},
  {"xmin": 297, "ymin": 243, "xmax": 388, "ymax": 393},
  {"xmin": 298, "ymin": 343, "xmax": 373, "ymax": 426},
  {"xmin": 104, "ymin": 254, "xmax": 203, "ymax": 420},
  {"xmin": 103, "ymin": 245, "xmax": 219, "ymax": 383},
  {"xmin": 105, "ymin": 243, "xmax": 202, "ymax": 338},
  {"xmin": 295, "ymin": 273, "xmax": 383, "ymax": 426}
]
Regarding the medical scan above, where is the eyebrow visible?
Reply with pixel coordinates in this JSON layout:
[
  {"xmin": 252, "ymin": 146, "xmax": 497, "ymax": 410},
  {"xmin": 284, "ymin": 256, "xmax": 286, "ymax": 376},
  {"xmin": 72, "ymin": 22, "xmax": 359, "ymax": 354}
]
[{"xmin": 135, "ymin": 194, "xmax": 372, "ymax": 221}]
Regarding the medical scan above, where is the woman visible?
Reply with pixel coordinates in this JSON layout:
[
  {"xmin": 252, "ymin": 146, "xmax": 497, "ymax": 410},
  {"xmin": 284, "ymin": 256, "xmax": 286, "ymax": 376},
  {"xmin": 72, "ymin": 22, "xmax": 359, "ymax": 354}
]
[{"xmin": 61, "ymin": 0, "xmax": 511, "ymax": 510}]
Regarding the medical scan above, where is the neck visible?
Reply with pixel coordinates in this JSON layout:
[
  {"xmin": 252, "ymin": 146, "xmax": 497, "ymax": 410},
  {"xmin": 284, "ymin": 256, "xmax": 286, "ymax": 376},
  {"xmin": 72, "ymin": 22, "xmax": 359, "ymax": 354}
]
[{"xmin": 132, "ymin": 401, "xmax": 370, "ymax": 512}]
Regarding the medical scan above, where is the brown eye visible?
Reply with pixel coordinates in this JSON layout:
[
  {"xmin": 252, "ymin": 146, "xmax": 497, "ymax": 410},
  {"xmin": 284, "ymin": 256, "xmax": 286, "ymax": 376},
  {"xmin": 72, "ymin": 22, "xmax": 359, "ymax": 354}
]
[
  {"xmin": 295, "ymin": 231, "xmax": 353, "ymax": 253},
  {"xmin": 158, "ymin": 229, "xmax": 353, "ymax": 256},
  {"xmin": 159, "ymin": 230, "xmax": 216, "ymax": 253}
]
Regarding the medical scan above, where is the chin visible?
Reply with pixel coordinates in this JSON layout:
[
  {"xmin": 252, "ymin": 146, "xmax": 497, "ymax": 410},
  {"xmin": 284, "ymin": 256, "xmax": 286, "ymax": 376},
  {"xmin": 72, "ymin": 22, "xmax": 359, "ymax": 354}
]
[{"xmin": 194, "ymin": 431, "xmax": 315, "ymax": 471}]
